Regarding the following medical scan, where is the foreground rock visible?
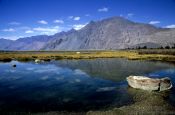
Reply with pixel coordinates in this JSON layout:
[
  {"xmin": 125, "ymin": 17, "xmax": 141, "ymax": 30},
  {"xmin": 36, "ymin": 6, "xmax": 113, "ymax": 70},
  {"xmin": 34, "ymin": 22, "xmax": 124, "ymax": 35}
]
[{"xmin": 127, "ymin": 76, "xmax": 172, "ymax": 91}]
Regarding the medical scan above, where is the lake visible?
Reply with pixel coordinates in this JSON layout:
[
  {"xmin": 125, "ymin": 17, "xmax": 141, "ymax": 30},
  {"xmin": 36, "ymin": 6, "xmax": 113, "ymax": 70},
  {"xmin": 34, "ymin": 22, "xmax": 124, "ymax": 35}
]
[{"xmin": 0, "ymin": 58, "xmax": 175, "ymax": 113}]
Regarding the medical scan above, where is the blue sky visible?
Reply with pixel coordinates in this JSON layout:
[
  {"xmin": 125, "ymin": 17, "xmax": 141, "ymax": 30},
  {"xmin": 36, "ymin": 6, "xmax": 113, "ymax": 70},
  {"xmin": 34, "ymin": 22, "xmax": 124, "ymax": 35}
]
[{"xmin": 0, "ymin": 0, "xmax": 175, "ymax": 40}]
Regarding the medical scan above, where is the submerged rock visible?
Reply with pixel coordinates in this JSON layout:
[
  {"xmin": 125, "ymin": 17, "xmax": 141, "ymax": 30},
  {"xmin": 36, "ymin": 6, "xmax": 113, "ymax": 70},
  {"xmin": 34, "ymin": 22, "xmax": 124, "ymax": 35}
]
[
  {"xmin": 127, "ymin": 76, "xmax": 172, "ymax": 91},
  {"xmin": 12, "ymin": 64, "xmax": 16, "ymax": 67}
]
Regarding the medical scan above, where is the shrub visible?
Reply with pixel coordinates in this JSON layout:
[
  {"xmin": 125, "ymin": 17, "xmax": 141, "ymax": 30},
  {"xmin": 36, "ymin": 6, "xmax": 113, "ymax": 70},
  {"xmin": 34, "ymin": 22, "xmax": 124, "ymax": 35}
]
[{"xmin": 165, "ymin": 46, "xmax": 170, "ymax": 49}]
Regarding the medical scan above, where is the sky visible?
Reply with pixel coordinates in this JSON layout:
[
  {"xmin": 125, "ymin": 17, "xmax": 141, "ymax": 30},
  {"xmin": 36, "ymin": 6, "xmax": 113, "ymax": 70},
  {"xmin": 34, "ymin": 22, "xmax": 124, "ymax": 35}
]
[{"xmin": 0, "ymin": 0, "xmax": 175, "ymax": 40}]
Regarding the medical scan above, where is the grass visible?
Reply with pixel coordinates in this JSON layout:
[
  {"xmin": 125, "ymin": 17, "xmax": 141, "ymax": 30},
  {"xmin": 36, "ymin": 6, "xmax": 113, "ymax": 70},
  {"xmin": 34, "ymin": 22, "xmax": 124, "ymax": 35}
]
[
  {"xmin": 0, "ymin": 49, "xmax": 175, "ymax": 62},
  {"xmin": 138, "ymin": 49, "xmax": 175, "ymax": 55}
]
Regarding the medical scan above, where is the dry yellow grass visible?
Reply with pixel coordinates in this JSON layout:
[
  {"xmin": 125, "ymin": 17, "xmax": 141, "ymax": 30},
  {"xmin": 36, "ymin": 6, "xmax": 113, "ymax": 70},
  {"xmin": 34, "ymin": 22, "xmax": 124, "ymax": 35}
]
[{"xmin": 0, "ymin": 50, "xmax": 175, "ymax": 62}]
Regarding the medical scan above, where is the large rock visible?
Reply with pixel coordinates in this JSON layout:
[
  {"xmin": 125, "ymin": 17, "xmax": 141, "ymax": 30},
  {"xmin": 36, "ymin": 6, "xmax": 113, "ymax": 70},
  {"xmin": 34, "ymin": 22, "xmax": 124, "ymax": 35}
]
[{"xmin": 127, "ymin": 76, "xmax": 172, "ymax": 91}]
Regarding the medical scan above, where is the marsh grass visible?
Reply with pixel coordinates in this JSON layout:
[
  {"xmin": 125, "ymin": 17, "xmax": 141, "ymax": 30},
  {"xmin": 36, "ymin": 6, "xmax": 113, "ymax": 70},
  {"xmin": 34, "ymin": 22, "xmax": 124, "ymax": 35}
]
[
  {"xmin": 0, "ymin": 50, "xmax": 175, "ymax": 62},
  {"xmin": 138, "ymin": 49, "xmax": 175, "ymax": 55}
]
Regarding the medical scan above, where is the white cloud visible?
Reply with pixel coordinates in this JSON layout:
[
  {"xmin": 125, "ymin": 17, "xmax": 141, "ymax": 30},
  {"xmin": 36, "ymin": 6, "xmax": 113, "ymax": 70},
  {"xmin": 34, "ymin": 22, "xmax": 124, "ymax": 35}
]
[
  {"xmin": 33, "ymin": 27, "xmax": 57, "ymax": 32},
  {"xmin": 2, "ymin": 28, "xmax": 15, "ymax": 32},
  {"xmin": 120, "ymin": 14, "xmax": 123, "ymax": 17},
  {"xmin": 68, "ymin": 16, "xmax": 81, "ymax": 21},
  {"xmin": 98, "ymin": 7, "xmax": 108, "ymax": 12},
  {"xmin": 25, "ymin": 30, "xmax": 34, "ymax": 34},
  {"xmin": 165, "ymin": 24, "xmax": 175, "ymax": 28},
  {"xmin": 33, "ymin": 26, "xmax": 61, "ymax": 35},
  {"xmin": 96, "ymin": 87, "xmax": 116, "ymax": 92},
  {"xmin": 9, "ymin": 22, "xmax": 21, "ymax": 25},
  {"xmin": 0, "ymin": 36, "xmax": 24, "ymax": 40},
  {"xmin": 38, "ymin": 20, "xmax": 48, "ymax": 24},
  {"xmin": 54, "ymin": 26, "xmax": 59, "ymax": 29},
  {"xmin": 74, "ymin": 69, "xmax": 86, "ymax": 75},
  {"xmin": 54, "ymin": 19, "xmax": 64, "ymax": 24},
  {"xmin": 127, "ymin": 13, "xmax": 134, "ymax": 18},
  {"xmin": 40, "ymin": 76, "xmax": 49, "ymax": 80},
  {"xmin": 74, "ymin": 17, "xmax": 80, "ymax": 21},
  {"xmin": 149, "ymin": 21, "xmax": 160, "ymax": 25},
  {"xmin": 68, "ymin": 16, "xmax": 74, "ymax": 19},
  {"xmin": 17, "ymin": 26, "xmax": 31, "ymax": 30},
  {"xmin": 73, "ymin": 23, "xmax": 87, "ymax": 30},
  {"xmin": 85, "ymin": 14, "xmax": 90, "ymax": 17}
]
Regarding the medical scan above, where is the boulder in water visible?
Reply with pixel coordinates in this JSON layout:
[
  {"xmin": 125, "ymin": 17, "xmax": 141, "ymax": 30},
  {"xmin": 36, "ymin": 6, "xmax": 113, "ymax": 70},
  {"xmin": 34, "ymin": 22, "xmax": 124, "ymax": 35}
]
[{"xmin": 127, "ymin": 76, "xmax": 172, "ymax": 91}]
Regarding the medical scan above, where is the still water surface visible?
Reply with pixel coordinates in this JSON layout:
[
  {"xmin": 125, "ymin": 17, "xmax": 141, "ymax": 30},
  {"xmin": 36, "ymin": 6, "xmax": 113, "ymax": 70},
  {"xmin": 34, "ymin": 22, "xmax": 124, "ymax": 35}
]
[{"xmin": 0, "ymin": 58, "xmax": 174, "ymax": 113}]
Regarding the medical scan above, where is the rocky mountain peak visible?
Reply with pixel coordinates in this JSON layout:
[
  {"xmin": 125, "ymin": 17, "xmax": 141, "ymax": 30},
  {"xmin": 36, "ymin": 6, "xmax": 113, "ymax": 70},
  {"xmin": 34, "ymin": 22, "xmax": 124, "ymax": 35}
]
[{"xmin": 0, "ymin": 16, "xmax": 174, "ymax": 50}]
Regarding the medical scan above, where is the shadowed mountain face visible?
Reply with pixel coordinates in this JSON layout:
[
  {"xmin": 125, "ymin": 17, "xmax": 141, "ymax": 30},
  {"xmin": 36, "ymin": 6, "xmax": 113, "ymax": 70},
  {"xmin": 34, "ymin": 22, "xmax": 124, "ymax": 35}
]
[
  {"xmin": 0, "ymin": 35, "xmax": 51, "ymax": 50},
  {"xmin": 0, "ymin": 16, "xmax": 175, "ymax": 50},
  {"xmin": 0, "ymin": 38, "xmax": 14, "ymax": 50}
]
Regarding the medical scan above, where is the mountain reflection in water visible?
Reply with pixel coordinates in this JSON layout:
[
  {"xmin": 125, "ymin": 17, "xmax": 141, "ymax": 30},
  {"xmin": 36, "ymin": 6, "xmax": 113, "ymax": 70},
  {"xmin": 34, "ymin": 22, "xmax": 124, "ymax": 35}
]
[{"xmin": 0, "ymin": 58, "xmax": 174, "ymax": 113}]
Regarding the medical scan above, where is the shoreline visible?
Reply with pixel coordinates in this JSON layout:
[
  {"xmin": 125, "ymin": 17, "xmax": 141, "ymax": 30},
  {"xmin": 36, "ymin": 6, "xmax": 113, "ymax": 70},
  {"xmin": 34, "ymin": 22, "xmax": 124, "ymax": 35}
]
[{"xmin": 0, "ymin": 49, "xmax": 175, "ymax": 63}]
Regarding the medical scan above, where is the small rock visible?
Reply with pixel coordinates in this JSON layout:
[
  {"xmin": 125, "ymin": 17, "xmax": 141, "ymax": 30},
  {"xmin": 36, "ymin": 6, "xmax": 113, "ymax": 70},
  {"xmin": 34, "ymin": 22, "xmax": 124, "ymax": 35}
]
[
  {"xmin": 12, "ymin": 64, "xmax": 16, "ymax": 67},
  {"xmin": 76, "ymin": 52, "xmax": 80, "ymax": 54},
  {"xmin": 35, "ymin": 59, "xmax": 41, "ymax": 63}
]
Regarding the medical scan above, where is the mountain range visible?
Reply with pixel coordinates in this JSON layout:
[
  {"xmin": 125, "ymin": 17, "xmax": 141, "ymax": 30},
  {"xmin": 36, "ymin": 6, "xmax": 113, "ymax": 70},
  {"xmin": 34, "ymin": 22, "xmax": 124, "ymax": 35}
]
[{"xmin": 1, "ymin": 16, "xmax": 175, "ymax": 51}]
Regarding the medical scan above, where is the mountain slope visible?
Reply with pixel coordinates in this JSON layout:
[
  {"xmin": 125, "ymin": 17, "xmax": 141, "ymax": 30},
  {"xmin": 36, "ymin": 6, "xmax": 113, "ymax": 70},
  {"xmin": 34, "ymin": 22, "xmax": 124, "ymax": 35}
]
[
  {"xmin": 0, "ymin": 35, "xmax": 51, "ymax": 50},
  {"xmin": 44, "ymin": 17, "xmax": 172, "ymax": 50},
  {"xmin": 0, "ymin": 16, "xmax": 175, "ymax": 50},
  {"xmin": 0, "ymin": 38, "xmax": 14, "ymax": 50}
]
